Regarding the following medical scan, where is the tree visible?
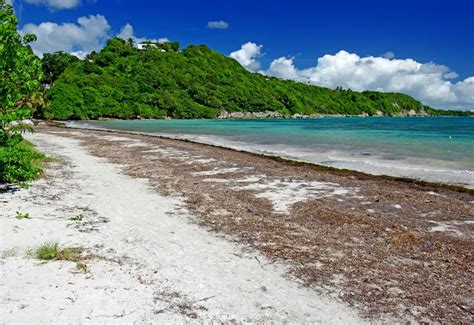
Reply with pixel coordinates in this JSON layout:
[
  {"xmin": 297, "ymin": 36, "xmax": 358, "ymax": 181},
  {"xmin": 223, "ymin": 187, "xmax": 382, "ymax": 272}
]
[
  {"xmin": 0, "ymin": 0, "xmax": 42, "ymax": 142},
  {"xmin": 41, "ymin": 51, "xmax": 79, "ymax": 84},
  {"xmin": 157, "ymin": 41, "xmax": 180, "ymax": 52},
  {"xmin": 0, "ymin": 0, "xmax": 45, "ymax": 185}
]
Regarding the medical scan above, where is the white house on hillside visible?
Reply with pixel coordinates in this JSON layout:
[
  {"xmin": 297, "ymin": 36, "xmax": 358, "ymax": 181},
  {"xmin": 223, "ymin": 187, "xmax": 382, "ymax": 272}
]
[{"xmin": 137, "ymin": 43, "xmax": 156, "ymax": 50}]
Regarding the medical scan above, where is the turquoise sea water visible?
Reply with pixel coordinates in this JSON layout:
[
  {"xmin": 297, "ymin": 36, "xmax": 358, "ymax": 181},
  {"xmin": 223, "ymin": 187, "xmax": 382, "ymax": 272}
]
[{"xmin": 73, "ymin": 117, "xmax": 474, "ymax": 188}]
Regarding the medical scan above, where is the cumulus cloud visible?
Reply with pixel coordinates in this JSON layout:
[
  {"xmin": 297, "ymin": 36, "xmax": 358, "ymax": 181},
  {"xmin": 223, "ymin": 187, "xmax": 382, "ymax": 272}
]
[
  {"xmin": 266, "ymin": 57, "xmax": 299, "ymax": 80},
  {"xmin": 19, "ymin": 14, "xmax": 111, "ymax": 58},
  {"xmin": 207, "ymin": 20, "xmax": 229, "ymax": 29},
  {"xmin": 262, "ymin": 49, "xmax": 474, "ymax": 110},
  {"xmin": 453, "ymin": 77, "xmax": 474, "ymax": 106},
  {"xmin": 117, "ymin": 23, "xmax": 134, "ymax": 40},
  {"xmin": 117, "ymin": 23, "xmax": 169, "ymax": 44},
  {"xmin": 383, "ymin": 51, "xmax": 395, "ymax": 59},
  {"xmin": 444, "ymin": 71, "xmax": 459, "ymax": 79},
  {"xmin": 229, "ymin": 42, "xmax": 263, "ymax": 71},
  {"xmin": 24, "ymin": 0, "xmax": 80, "ymax": 10}
]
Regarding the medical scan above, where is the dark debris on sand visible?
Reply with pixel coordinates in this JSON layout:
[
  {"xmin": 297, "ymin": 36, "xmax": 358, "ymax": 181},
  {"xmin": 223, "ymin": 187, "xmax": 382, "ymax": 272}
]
[{"xmin": 41, "ymin": 126, "xmax": 474, "ymax": 323}]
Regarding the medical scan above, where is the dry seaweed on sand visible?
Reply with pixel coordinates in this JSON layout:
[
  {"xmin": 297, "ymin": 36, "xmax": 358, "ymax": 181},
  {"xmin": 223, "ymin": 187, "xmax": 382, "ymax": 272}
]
[{"xmin": 39, "ymin": 125, "xmax": 474, "ymax": 323}]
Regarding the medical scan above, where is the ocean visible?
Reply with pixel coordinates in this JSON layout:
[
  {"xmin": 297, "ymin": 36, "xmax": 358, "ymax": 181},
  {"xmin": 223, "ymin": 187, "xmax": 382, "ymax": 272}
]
[{"xmin": 72, "ymin": 117, "xmax": 474, "ymax": 188}]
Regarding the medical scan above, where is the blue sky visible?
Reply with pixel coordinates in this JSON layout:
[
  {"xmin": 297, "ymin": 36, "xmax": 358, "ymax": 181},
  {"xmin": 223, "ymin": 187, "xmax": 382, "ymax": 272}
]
[{"xmin": 12, "ymin": 0, "xmax": 474, "ymax": 109}]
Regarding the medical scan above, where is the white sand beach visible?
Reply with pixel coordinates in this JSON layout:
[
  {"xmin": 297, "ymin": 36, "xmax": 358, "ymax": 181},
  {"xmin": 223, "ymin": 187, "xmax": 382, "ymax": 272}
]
[{"xmin": 0, "ymin": 131, "xmax": 365, "ymax": 323}]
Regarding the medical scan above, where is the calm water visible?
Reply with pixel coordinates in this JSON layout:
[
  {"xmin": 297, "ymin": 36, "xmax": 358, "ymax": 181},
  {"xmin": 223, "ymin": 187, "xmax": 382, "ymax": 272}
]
[{"xmin": 73, "ymin": 117, "xmax": 474, "ymax": 188}]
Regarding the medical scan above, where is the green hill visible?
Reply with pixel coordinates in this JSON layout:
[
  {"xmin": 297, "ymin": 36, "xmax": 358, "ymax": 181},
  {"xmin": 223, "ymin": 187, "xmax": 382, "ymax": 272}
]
[{"xmin": 41, "ymin": 38, "xmax": 463, "ymax": 120}]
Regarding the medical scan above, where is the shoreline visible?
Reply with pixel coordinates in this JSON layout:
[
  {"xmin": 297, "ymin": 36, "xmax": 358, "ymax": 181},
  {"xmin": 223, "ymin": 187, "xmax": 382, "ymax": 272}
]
[
  {"xmin": 47, "ymin": 113, "xmax": 472, "ymax": 123},
  {"xmin": 2, "ymin": 125, "xmax": 473, "ymax": 322},
  {"xmin": 58, "ymin": 121, "xmax": 474, "ymax": 194}
]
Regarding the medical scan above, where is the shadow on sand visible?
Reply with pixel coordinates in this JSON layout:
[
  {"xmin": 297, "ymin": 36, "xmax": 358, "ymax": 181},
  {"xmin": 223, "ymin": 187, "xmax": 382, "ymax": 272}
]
[{"xmin": 0, "ymin": 183, "xmax": 21, "ymax": 195}]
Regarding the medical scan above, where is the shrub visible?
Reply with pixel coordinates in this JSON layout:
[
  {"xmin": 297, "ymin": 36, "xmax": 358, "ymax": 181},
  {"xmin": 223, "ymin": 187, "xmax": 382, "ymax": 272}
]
[
  {"xmin": 0, "ymin": 3, "xmax": 45, "ymax": 186},
  {"xmin": 0, "ymin": 138, "xmax": 45, "ymax": 184}
]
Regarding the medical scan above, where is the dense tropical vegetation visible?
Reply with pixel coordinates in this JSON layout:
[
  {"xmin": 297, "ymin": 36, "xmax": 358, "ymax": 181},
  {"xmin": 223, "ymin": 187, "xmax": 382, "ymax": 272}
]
[
  {"xmin": 41, "ymin": 51, "xmax": 79, "ymax": 85},
  {"xmin": 0, "ymin": 1, "xmax": 45, "ymax": 184},
  {"xmin": 41, "ymin": 37, "xmax": 467, "ymax": 120}
]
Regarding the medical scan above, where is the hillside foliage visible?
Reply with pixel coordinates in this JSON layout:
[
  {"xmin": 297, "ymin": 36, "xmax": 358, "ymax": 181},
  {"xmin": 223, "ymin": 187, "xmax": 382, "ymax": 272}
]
[
  {"xmin": 41, "ymin": 51, "xmax": 79, "ymax": 84},
  {"xmin": 41, "ymin": 38, "xmax": 451, "ymax": 120}
]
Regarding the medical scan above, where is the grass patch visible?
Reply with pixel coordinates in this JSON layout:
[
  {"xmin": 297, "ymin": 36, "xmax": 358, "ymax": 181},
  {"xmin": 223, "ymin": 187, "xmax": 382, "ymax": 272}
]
[
  {"xmin": 69, "ymin": 213, "xmax": 85, "ymax": 222},
  {"xmin": 31, "ymin": 242, "xmax": 93, "ymax": 273},
  {"xmin": 33, "ymin": 242, "xmax": 83, "ymax": 261},
  {"xmin": 43, "ymin": 156, "xmax": 61, "ymax": 163},
  {"xmin": 1, "ymin": 248, "xmax": 16, "ymax": 259},
  {"xmin": 15, "ymin": 211, "xmax": 31, "ymax": 220},
  {"xmin": 75, "ymin": 261, "xmax": 89, "ymax": 273}
]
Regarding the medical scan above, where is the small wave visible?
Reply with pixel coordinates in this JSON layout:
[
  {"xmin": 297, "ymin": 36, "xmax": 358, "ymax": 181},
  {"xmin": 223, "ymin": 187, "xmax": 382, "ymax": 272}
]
[{"xmin": 165, "ymin": 133, "xmax": 474, "ymax": 188}]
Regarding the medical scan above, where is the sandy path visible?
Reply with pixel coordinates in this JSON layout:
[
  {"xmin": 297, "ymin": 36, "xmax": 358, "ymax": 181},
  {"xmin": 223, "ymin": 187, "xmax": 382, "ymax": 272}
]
[{"xmin": 0, "ymin": 132, "xmax": 364, "ymax": 323}]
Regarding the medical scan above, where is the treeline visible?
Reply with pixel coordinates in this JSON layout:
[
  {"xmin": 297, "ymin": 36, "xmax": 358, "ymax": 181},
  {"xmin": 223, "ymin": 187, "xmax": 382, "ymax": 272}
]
[
  {"xmin": 424, "ymin": 107, "xmax": 473, "ymax": 116},
  {"xmin": 39, "ymin": 38, "xmax": 469, "ymax": 120}
]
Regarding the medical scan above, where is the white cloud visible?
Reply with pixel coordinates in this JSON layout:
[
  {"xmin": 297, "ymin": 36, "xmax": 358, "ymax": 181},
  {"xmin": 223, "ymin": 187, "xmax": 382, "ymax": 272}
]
[
  {"xmin": 262, "ymin": 49, "xmax": 474, "ymax": 110},
  {"xmin": 207, "ymin": 20, "xmax": 229, "ymax": 29},
  {"xmin": 5, "ymin": 0, "xmax": 14, "ymax": 5},
  {"xmin": 117, "ymin": 23, "xmax": 134, "ymax": 40},
  {"xmin": 453, "ymin": 77, "xmax": 474, "ymax": 106},
  {"xmin": 117, "ymin": 23, "xmax": 169, "ymax": 44},
  {"xmin": 267, "ymin": 57, "xmax": 299, "ymax": 80},
  {"xmin": 19, "ymin": 14, "xmax": 111, "ymax": 58},
  {"xmin": 24, "ymin": 0, "xmax": 80, "ymax": 10},
  {"xmin": 69, "ymin": 50, "xmax": 88, "ymax": 59},
  {"xmin": 229, "ymin": 42, "xmax": 263, "ymax": 71},
  {"xmin": 444, "ymin": 71, "xmax": 459, "ymax": 79},
  {"xmin": 383, "ymin": 51, "xmax": 395, "ymax": 59}
]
